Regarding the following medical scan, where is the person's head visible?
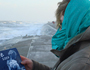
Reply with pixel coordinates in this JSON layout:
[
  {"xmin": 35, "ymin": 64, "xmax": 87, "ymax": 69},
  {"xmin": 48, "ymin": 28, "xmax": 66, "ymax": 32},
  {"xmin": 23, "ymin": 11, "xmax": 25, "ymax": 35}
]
[
  {"xmin": 56, "ymin": 0, "xmax": 70, "ymax": 28},
  {"xmin": 52, "ymin": 0, "xmax": 90, "ymax": 51},
  {"xmin": 8, "ymin": 50, "xmax": 17, "ymax": 59}
]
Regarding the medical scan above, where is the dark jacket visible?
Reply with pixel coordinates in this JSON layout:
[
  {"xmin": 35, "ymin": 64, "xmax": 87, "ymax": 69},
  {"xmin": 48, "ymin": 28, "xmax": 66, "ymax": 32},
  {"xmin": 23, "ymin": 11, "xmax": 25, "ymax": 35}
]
[{"xmin": 32, "ymin": 27, "xmax": 90, "ymax": 70}]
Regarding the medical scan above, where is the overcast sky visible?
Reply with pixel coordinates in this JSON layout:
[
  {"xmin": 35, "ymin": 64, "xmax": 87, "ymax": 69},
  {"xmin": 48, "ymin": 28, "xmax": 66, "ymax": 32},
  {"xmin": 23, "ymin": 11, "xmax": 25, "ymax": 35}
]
[{"xmin": 0, "ymin": 0, "xmax": 62, "ymax": 23}]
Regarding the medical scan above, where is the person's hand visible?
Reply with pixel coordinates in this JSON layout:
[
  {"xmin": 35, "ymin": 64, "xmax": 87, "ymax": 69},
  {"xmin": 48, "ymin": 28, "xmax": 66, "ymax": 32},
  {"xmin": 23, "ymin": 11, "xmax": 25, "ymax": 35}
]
[{"xmin": 20, "ymin": 55, "xmax": 33, "ymax": 70}]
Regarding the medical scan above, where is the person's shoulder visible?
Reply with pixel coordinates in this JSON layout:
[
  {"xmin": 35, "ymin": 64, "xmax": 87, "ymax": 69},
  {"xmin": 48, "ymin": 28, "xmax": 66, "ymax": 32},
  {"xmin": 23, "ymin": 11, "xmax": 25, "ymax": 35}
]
[{"xmin": 57, "ymin": 46, "xmax": 90, "ymax": 70}]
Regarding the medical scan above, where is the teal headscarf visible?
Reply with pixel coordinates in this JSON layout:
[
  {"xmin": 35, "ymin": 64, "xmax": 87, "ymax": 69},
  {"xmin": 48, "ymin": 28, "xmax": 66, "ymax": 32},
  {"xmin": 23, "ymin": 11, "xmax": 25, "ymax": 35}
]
[{"xmin": 52, "ymin": 0, "xmax": 90, "ymax": 51}]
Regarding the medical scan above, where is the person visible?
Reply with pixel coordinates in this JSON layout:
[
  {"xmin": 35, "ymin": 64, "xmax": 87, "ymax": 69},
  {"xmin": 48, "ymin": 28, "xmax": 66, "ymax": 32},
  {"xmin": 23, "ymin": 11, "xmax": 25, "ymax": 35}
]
[
  {"xmin": 21, "ymin": 0, "xmax": 90, "ymax": 70},
  {"xmin": 7, "ymin": 50, "xmax": 21, "ymax": 70}
]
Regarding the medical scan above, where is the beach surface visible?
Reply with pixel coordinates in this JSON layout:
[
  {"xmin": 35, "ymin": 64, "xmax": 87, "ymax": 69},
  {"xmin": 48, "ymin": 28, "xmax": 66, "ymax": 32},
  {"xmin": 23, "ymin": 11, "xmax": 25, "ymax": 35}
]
[{"xmin": 0, "ymin": 22, "xmax": 59, "ymax": 67}]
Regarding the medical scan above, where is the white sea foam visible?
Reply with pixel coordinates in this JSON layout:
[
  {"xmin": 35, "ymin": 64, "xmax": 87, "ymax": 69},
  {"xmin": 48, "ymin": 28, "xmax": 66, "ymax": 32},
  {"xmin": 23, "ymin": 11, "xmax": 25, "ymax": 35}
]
[{"xmin": 0, "ymin": 21, "xmax": 45, "ymax": 41}]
